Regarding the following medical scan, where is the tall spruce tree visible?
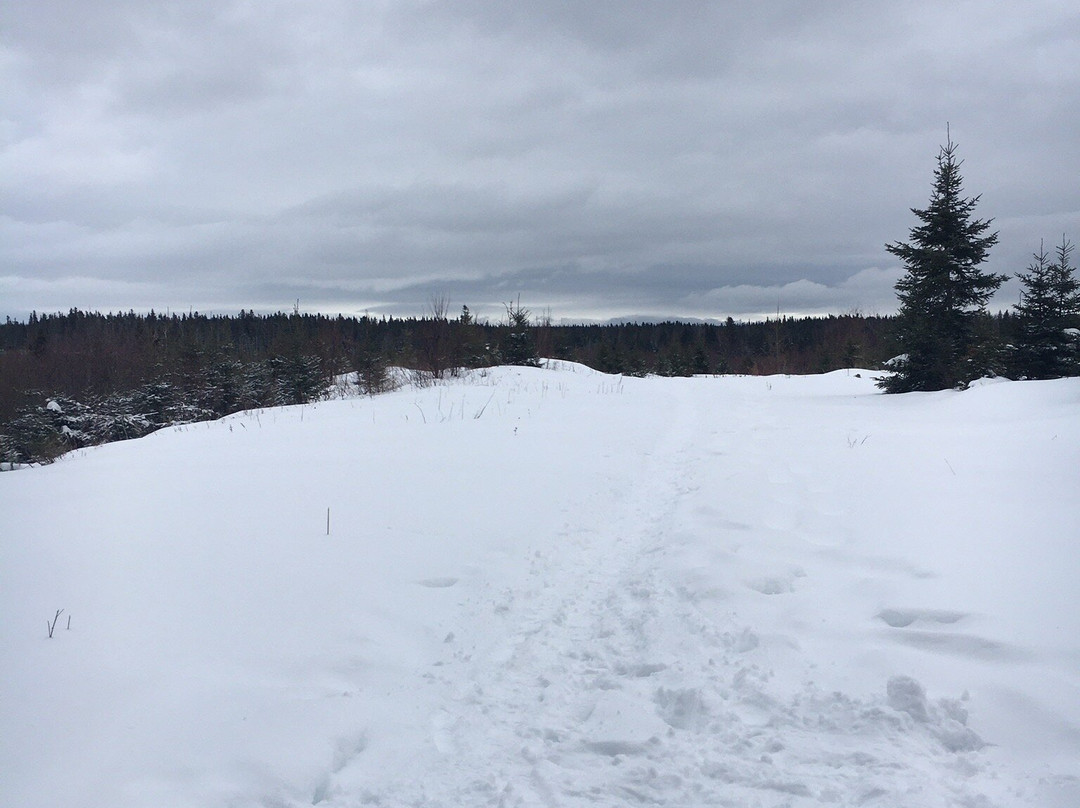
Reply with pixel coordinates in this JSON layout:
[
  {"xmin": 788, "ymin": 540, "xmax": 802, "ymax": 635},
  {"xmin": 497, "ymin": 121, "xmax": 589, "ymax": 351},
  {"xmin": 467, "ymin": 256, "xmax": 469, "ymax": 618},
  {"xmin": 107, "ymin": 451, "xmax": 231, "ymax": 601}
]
[
  {"xmin": 880, "ymin": 135, "xmax": 1005, "ymax": 392},
  {"xmin": 1012, "ymin": 236, "xmax": 1079, "ymax": 379},
  {"xmin": 503, "ymin": 299, "xmax": 539, "ymax": 366}
]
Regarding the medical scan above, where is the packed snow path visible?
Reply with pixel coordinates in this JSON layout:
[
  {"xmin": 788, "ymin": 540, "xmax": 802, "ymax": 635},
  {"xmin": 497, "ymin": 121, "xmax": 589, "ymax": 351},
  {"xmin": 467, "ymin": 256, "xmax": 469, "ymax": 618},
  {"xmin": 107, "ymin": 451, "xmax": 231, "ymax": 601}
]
[{"xmin": 2, "ymin": 364, "xmax": 1078, "ymax": 807}]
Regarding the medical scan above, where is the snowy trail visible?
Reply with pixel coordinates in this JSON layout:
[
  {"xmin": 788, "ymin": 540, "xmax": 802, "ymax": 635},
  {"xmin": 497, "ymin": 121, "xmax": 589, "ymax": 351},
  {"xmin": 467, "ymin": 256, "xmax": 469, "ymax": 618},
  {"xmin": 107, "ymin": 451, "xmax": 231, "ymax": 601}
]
[
  {"xmin": 312, "ymin": 374, "xmax": 703, "ymax": 805},
  {"xmin": 2, "ymin": 366, "xmax": 1079, "ymax": 807}
]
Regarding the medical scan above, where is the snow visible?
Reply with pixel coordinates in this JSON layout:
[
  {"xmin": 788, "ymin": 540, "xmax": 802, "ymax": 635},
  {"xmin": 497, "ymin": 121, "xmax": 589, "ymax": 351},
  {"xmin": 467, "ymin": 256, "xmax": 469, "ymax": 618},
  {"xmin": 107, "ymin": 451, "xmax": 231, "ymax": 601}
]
[{"xmin": 2, "ymin": 363, "xmax": 1078, "ymax": 807}]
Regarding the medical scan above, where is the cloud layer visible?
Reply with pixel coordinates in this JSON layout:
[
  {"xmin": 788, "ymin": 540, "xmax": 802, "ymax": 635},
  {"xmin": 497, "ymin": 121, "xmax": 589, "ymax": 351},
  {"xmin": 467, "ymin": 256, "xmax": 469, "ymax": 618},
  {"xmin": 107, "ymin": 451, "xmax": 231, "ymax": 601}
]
[{"xmin": 2, "ymin": 1, "xmax": 1077, "ymax": 321}]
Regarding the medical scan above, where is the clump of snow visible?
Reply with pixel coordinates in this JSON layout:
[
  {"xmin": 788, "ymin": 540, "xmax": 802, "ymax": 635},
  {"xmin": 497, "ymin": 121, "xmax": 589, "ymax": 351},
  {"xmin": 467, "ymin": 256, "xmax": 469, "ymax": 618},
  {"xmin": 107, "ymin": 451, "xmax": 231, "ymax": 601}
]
[
  {"xmin": 887, "ymin": 675, "xmax": 931, "ymax": 722},
  {"xmin": 886, "ymin": 675, "xmax": 985, "ymax": 752},
  {"xmin": 2, "ymin": 367, "xmax": 1078, "ymax": 807},
  {"xmin": 967, "ymin": 375, "xmax": 1010, "ymax": 387}
]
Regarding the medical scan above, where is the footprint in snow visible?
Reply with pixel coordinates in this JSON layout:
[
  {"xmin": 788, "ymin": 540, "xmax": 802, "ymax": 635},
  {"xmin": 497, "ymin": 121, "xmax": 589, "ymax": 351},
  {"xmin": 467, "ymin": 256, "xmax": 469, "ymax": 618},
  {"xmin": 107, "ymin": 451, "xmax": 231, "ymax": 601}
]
[
  {"xmin": 877, "ymin": 608, "xmax": 966, "ymax": 628},
  {"xmin": 417, "ymin": 577, "xmax": 459, "ymax": 588},
  {"xmin": 746, "ymin": 577, "xmax": 792, "ymax": 595},
  {"xmin": 745, "ymin": 572, "xmax": 804, "ymax": 595},
  {"xmin": 878, "ymin": 609, "xmax": 1026, "ymax": 660}
]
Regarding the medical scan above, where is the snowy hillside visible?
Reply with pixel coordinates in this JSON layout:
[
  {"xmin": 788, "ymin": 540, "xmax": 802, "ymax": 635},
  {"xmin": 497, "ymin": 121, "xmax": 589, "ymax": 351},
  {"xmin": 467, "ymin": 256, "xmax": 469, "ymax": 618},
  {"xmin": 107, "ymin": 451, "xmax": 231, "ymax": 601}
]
[{"xmin": 2, "ymin": 364, "xmax": 1078, "ymax": 808}]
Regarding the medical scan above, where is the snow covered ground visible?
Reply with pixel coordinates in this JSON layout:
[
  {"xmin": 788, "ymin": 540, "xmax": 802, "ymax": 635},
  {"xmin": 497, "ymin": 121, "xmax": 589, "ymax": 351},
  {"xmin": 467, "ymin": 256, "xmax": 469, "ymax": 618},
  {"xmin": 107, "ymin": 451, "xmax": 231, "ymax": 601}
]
[{"xmin": 2, "ymin": 363, "xmax": 1078, "ymax": 808}]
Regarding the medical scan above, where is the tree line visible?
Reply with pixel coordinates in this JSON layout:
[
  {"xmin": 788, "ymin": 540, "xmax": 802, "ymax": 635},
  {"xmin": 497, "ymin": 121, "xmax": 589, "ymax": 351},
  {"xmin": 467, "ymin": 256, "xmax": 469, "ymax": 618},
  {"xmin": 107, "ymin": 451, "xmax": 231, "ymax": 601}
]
[
  {"xmin": 0, "ymin": 298, "xmax": 1054, "ymax": 467},
  {"xmin": 0, "ymin": 306, "xmax": 896, "ymax": 464}
]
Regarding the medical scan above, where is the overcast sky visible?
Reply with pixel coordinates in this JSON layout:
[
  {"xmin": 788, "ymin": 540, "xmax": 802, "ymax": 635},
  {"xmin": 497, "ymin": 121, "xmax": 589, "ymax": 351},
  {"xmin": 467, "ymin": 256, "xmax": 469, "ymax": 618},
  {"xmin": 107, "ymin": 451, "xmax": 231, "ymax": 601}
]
[{"xmin": 2, "ymin": 1, "xmax": 1078, "ymax": 322}]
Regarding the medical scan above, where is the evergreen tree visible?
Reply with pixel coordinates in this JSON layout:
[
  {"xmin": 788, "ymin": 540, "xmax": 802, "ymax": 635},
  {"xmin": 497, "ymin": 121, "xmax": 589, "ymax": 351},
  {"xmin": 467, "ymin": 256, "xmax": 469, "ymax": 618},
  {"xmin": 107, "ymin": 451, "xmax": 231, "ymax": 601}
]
[
  {"xmin": 503, "ymin": 299, "xmax": 539, "ymax": 367},
  {"xmin": 1012, "ymin": 236, "xmax": 1080, "ymax": 378},
  {"xmin": 880, "ymin": 136, "xmax": 1005, "ymax": 392}
]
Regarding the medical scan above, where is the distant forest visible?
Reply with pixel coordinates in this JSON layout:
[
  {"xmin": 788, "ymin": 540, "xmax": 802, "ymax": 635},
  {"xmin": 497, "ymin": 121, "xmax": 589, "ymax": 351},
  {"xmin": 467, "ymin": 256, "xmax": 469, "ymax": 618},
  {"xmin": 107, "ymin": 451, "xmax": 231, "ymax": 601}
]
[{"xmin": 0, "ymin": 307, "xmax": 1018, "ymax": 465}]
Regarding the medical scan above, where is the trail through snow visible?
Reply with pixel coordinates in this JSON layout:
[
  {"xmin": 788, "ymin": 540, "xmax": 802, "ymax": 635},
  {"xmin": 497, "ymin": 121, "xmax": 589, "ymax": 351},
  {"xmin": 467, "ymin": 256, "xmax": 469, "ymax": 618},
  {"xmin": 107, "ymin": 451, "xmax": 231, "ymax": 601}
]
[{"xmin": 2, "ymin": 364, "xmax": 1078, "ymax": 807}]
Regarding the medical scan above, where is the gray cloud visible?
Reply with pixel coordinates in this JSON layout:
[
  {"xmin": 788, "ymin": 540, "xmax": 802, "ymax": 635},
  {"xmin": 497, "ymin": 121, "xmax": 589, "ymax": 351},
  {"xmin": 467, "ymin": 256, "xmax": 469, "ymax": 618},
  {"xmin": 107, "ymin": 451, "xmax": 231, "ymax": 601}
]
[{"xmin": 2, "ymin": 1, "xmax": 1077, "ymax": 321}]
